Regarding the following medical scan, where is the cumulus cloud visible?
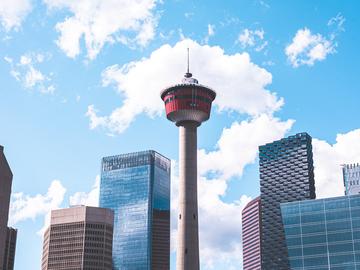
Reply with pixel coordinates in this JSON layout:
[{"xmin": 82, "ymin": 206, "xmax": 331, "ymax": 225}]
[
  {"xmin": 43, "ymin": 0, "xmax": 160, "ymax": 59},
  {"xmin": 313, "ymin": 129, "xmax": 360, "ymax": 198},
  {"xmin": 285, "ymin": 15, "xmax": 344, "ymax": 67},
  {"xmin": 237, "ymin": 28, "xmax": 268, "ymax": 52},
  {"xmin": 4, "ymin": 52, "xmax": 55, "ymax": 94},
  {"xmin": 0, "ymin": 0, "xmax": 31, "ymax": 31},
  {"xmin": 169, "ymin": 115, "xmax": 293, "ymax": 268},
  {"xmin": 9, "ymin": 180, "xmax": 66, "ymax": 234},
  {"xmin": 69, "ymin": 175, "xmax": 100, "ymax": 207},
  {"xmin": 87, "ymin": 39, "xmax": 284, "ymax": 134},
  {"xmin": 198, "ymin": 114, "xmax": 294, "ymax": 180}
]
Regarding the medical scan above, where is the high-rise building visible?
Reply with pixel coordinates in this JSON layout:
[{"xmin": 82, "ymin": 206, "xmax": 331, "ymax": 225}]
[
  {"xmin": 160, "ymin": 52, "xmax": 216, "ymax": 270},
  {"xmin": 281, "ymin": 194, "xmax": 360, "ymax": 269},
  {"xmin": 99, "ymin": 150, "xmax": 171, "ymax": 270},
  {"xmin": 41, "ymin": 206, "xmax": 114, "ymax": 270},
  {"xmin": 343, "ymin": 163, "xmax": 360, "ymax": 195},
  {"xmin": 259, "ymin": 132, "xmax": 316, "ymax": 270},
  {"xmin": 0, "ymin": 145, "xmax": 14, "ymax": 270},
  {"xmin": 3, "ymin": 227, "xmax": 17, "ymax": 270},
  {"xmin": 242, "ymin": 196, "xmax": 261, "ymax": 270}
]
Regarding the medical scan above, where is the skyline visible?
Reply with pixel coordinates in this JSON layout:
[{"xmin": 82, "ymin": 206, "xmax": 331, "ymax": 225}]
[{"xmin": 1, "ymin": 0, "xmax": 360, "ymax": 269}]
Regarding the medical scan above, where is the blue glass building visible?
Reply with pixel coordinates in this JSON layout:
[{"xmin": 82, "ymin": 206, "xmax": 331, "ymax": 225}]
[
  {"xmin": 99, "ymin": 150, "xmax": 171, "ymax": 270},
  {"xmin": 281, "ymin": 194, "xmax": 360, "ymax": 269}
]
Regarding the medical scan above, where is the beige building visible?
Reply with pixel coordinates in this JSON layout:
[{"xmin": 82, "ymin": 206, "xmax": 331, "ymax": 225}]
[{"xmin": 41, "ymin": 206, "xmax": 114, "ymax": 270}]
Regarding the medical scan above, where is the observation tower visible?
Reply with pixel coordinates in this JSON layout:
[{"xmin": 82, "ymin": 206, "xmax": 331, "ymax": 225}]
[{"xmin": 160, "ymin": 50, "xmax": 216, "ymax": 270}]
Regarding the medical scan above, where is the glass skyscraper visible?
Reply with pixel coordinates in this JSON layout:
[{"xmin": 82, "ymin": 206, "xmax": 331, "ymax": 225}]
[
  {"xmin": 99, "ymin": 150, "xmax": 171, "ymax": 270},
  {"xmin": 259, "ymin": 133, "xmax": 316, "ymax": 270},
  {"xmin": 281, "ymin": 194, "xmax": 360, "ymax": 269}
]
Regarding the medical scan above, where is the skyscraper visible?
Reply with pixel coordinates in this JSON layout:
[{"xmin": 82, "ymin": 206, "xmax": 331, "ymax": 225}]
[
  {"xmin": 41, "ymin": 206, "xmax": 114, "ymax": 270},
  {"xmin": 281, "ymin": 194, "xmax": 360, "ymax": 269},
  {"xmin": 3, "ymin": 227, "xmax": 17, "ymax": 270},
  {"xmin": 259, "ymin": 133, "xmax": 316, "ymax": 270},
  {"xmin": 99, "ymin": 150, "xmax": 171, "ymax": 270},
  {"xmin": 343, "ymin": 163, "xmax": 360, "ymax": 195},
  {"xmin": 160, "ymin": 52, "xmax": 216, "ymax": 270},
  {"xmin": 0, "ymin": 145, "xmax": 14, "ymax": 270},
  {"xmin": 242, "ymin": 196, "xmax": 261, "ymax": 270}
]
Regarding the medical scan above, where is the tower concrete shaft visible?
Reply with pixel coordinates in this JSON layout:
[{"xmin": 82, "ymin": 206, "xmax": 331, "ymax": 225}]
[{"xmin": 177, "ymin": 121, "xmax": 199, "ymax": 270}]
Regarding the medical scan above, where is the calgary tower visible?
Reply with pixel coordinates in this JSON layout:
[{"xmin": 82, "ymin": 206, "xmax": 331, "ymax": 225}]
[{"xmin": 160, "ymin": 50, "xmax": 216, "ymax": 270}]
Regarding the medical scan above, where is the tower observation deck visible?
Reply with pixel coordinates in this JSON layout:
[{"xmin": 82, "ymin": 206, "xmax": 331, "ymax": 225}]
[{"xmin": 160, "ymin": 51, "xmax": 216, "ymax": 270}]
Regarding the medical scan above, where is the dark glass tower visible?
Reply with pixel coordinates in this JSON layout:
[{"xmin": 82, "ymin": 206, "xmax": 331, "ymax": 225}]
[
  {"xmin": 0, "ymin": 145, "xmax": 14, "ymax": 270},
  {"xmin": 3, "ymin": 227, "xmax": 17, "ymax": 270},
  {"xmin": 99, "ymin": 150, "xmax": 171, "ymax": 270},
  {"xmin": 259, "ymin": 133, "xmax": 316, "ymax": 270}
]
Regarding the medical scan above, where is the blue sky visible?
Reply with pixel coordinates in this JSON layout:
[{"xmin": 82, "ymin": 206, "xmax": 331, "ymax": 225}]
[{"xmin": 1, "ymin": 0, "xmax": 360, "ymax": 269}]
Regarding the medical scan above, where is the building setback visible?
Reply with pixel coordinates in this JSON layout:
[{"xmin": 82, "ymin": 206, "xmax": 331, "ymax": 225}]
[
  {"xmin": 0, "ymin": 146, "xmax": 14, "ymax": 270},
  {"xmin": 259, "ymin": 133, "xmax": 316, "ymax": 270},
  {"xmin": 3, "ymin": 227, "xmax": 17, "ymax": 270},
  {"xmin": 99, "ymin": 150, "xmax": 171, "ymax": 270},
  {"xmin": 343, "ymin": 163, "xmax": 360, "ymax": 195},
  {"xmin": 41, "ymin": 206, "xmax": 114, "ymax": 270},
  {"xmin": 242, "ymin": 196, "xmax": 261, "ymax": 270},
  {"xmin": 281, "ymin": 194, "xmax": 360, "ymax": 269}
]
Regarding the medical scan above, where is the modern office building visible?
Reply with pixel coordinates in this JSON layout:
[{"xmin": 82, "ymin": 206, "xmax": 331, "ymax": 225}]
[
  {"xmin": 242, "ymin": 196, "xmax": 261, "ymax": 270},
  {"xmin": 343, "ymin": 163, "xmax": 360, "ymax": 195},
  {"xmin": 41, "ymin": 206, "xmax": 114, "ymax": 270},
  {"xmin": 3, "ymin": 227, "xmax": 17, "ymax": 270},
  {"xmin": 160, "ymin": 52, "xmax": 216, "ymax": 270},
  {"xmin": 100, "ymin": 150, "xmax": 171, "ymax": 270},
  {"xmin": 0, "ymin": 145, "xmax": 14, "ymax": 270},
  {"xmin": 281, "ymin": 194, "xmax": 360, "ymax": 269},
  {"xmin": 259, "ymin": 133, "xmax": 316, "ymax": 270}
]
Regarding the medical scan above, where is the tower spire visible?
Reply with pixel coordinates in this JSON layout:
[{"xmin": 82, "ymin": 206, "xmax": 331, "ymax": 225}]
[{"xmin": 185, "ymin": 48, "xmax": 192, "ymax": 78}]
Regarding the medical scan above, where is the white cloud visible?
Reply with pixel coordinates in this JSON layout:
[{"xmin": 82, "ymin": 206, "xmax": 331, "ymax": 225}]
[
  {"xmin": 170, "ymin": 114, "xmax": 293, "ymax": 268},
  {"xmin": 43, "ymin": 0, "xmax": 160, "ymax": 59},
  {"xmin": 4, "ymin": 52, "xmax": 55, "ymax": 94},
  {"xmin": 69, "ymin": 175, "xmax": 100, "ymax": 207},
  {"xmin": 87, "ymin": 39, "xmax": 284, "ymax": 134},
  {"xmin": 285, "ymin": 28, "xmax": 336, "ymax": 67},
  {"xmin": 286, "ymin": 14, "xmax": 345, "ymax": 67},
  {"xmin": 237, "ymin": 28, "xmax": 267, "ymax": 52},
  {"xmin": 313, "ymin": 129, "xmax": 360, "ymax": 199},
  {"xmin": 0, "ymin": 0, "xmax": 31, "ymax": 31},
  {"xmin": 198, "ymin": 114, "xmax": 294, "ymax": 180},
  {"xmin": 9, "ymin": 180, "xmax": 66, "ymax": 234},
  {"xmin": 203, "ymin": 24, "xmax": 215, "ymax": 44}
]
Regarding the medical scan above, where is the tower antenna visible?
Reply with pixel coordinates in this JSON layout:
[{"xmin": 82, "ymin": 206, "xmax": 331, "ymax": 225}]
[
  {"xmin": 187, "ymin": 48, "xmax": 190, "ymax": 73},
  {"xmin": 185, "ymin": 48, "xmax": 192, "ymax": 78}
]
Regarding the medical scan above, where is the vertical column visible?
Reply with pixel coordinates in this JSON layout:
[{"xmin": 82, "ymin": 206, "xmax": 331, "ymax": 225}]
[{"xmin": 177, "ymin": 121, "xmax": 199, "ymax": 270}]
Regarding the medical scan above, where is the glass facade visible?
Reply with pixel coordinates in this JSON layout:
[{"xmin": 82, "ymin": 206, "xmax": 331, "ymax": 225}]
[
  {"xmin": 281, "ymin": 194, "xmax": 360, "ymax": 269},
  {"xmin": 259, "ymin": 133, "xmax": 316, "ymax": 270},
  {"xmin": 99, "ymin": 150, "xmax": 170, "ymax": 270}
]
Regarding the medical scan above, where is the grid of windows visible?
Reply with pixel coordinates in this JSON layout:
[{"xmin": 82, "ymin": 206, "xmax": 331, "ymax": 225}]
[
  {"xmin": 100, "ymin": 150, "xmax": 170, "ymax": 270},
  {"xmin": 259, "ymin": 133, "xmax": 316, "ymax": 270},
  {"xmin": 281, "ymin": 194, "xmax": 360, "ymax": 269},
  {"xmin": 343, "ymin": 164, "xmax": 360, "ymax": 195}
]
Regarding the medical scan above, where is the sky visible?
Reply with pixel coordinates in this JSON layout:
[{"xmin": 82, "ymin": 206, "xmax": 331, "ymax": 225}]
[{"xmin": 0, "ymin": 0, "xmax": 360, "ymax": 269}]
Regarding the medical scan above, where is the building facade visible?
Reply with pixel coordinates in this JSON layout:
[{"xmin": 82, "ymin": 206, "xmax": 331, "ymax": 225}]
[
  {"xmin": 281, "ymin": 194, "xmax": 360, "ymax": 269},
  {"xmin": 259, "ymin": 133, "xmax": 316, "ymax": 270},
  {"xmin": 343, "ymin": 163, "xmax": 360, "ymax": 195},
  {"xmin": 99, "ymin": 150, "xmax": 171, "ymax": 270},
  {"xmin": 41, "ymin": 206, "xmax": 114, "ymax": 270},
  {"xmin": 3, "ymin": 227, "xmax": 17, "ymax": 270},
  {"xmin": 242, "ymin": 196, "xmax": 261, "ymax": 270},
  {"xmin": 0, "ymin": 146, "xmax": 14, "ymax": 270}
]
